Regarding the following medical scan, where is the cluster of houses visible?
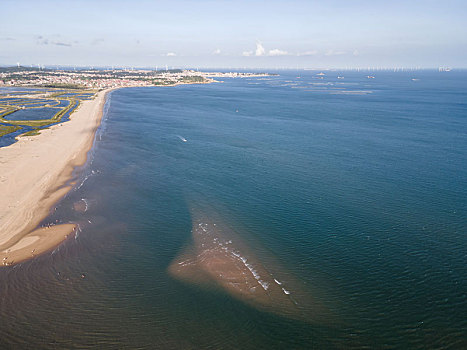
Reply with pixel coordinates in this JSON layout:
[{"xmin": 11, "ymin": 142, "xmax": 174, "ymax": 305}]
[
  {"xmin": 0, "ymin": 68, "xmax": 271, "ymax": 89},
  {"xmin": 0, "ymin": 70, "xmax": 156, "ymax": 89}
]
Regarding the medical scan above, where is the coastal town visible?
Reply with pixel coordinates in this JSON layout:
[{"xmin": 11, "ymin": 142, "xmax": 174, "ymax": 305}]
[
  {"xmin": 0, "ymin": 66, "xmax": 271, "ymax": 89},
  {"xmin": 0, "ymin": 66, "xmax": 272, "ymax": 143}
]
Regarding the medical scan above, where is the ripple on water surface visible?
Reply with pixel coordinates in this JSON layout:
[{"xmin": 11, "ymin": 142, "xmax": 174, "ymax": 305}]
[{"xmin": 1, "ymin": 71, "xmax": 466, "ymax": 349}]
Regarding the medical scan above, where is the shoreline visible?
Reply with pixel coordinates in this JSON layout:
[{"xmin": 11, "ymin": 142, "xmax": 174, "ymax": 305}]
[
  {"xmin": 0, "ymin": 88, "xmax": 113, "ymax": 266},
  {"xmin": 0, "ymin": 80, "xmax": 216, "ymax": 266}
]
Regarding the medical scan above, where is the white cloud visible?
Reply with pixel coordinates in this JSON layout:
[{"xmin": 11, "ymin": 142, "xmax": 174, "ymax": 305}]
[
  {"xmin": 255, "ymin": 41, "xmax": 265, "ymax": 56},
  {"xmin": 353, "ymin": 49, "xmax": 359, "ymax": 56},
  {"xmin": 54, "ymin": 41, "xmax": 72, "ymax": 47},
  {"xmin": 36, "ymin": 36, "xmax": 72, "ymax": 47},
  {"xmin": 298, "ymin": 50, "xmax": 318, "ymax": 56},
  {"xmin": 268, "ymin": 48, "xmax": 289, "ymax": 56},
  {"xmin": 243, "ymin": 42, "xmax": 290, "ymax": 57},
  {"xmin": 325, "ymin": 50, "xmax": 346, "ymax": 56},
  {"xmin": 166, "ymin": 52, "xmax": 177, "ymax": 57},
  {"xmin": 213, "ymin": 48, "xmax": 221, "ymax": 55}
]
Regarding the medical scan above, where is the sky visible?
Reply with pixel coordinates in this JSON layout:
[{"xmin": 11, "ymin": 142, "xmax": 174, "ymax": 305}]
[{"xmin": 1, "ymin": 0, "xmax": 467, "ymax": 69}]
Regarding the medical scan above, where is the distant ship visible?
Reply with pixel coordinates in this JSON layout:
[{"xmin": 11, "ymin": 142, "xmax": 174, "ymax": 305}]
[
  {"xmin": 316, "ymin": 72, "xmax": 326, "ymax": 76},
  {"xmin": 337, "ymin": 76, "xmax": 344, "ymax": 79},
  {"xmin": 438, "ymin": 67, "xmax": 451, "ymax": 72},
  {"xmin": 367, "ymin": 75, "xmax": 375, "ymax": 79}
]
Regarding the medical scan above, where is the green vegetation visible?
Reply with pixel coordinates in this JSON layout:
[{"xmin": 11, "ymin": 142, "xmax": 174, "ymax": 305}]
[
  {"xmin": 181, "ymin": 76, "xmax": 206, "ymax": 83},
  {"xmin": 0, "ymin": 124, "xmax": 22, "ymax": 137},
  {"xmin": 152, "ymin": 79, "xmax": 173, "ymax": 86},
  {"xmin": 21, "ymin": 127, "xmax": 47, "ymax": 137},
  {"xmin": 0, "ymin": 99, "xmax": 78, "ymax": 127},
  {"xmin": 40, "ymin": 83, "xmax": 84, "ymax": 89},
  {"xmin": 0, "ymin": 88, "xmax": 93, "ymax": 139},
  {"xmin": 0, "ymin": 107, "xmax": 18, "ymax": 119}
]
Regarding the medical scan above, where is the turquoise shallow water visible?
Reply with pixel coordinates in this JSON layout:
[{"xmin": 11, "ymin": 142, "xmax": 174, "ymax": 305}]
[{"xmin": 0, "ymin": 70, "xmax": 466, "ymax": 349}]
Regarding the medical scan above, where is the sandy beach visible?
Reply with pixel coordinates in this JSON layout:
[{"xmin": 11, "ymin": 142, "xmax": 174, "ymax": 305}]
[{"xmin": 0, "ymin": 89, "xmax": 111, "ymax": 266}]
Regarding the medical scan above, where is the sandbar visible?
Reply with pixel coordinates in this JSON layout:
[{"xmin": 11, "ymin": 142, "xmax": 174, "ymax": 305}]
[{"xmin": 169, "ymin": 214, "xmax": 331, "ymax": 323}]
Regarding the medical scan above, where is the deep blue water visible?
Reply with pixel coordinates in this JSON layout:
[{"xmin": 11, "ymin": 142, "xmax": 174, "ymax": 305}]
[{"xmin": 0, "ymin": 70, "xmax": 466, "ymax": 349}]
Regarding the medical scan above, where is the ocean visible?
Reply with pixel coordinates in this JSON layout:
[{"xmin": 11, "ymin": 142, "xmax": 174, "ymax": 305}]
[{"xmin": 1, "ymin": 70, "xmax": 466, "ymax": 349}]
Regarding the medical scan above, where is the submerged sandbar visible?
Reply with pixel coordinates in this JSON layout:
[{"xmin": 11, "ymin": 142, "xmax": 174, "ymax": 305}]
[{"xmin": 169, "ymin": 213, "xmax": 332, "ymax": 323}]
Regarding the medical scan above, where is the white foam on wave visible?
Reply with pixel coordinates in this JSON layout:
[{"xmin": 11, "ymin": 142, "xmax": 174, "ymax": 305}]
[
  {"xmin": 230, "ymin": 251, "xmax": 248, "ymax": 264},
  {"xmin": 197, "ymin": 221, "xmax": 272, "ymax": 291},
  {"xmin": 81, "ymin": 198, "xmax": 89, "ymax": 212},
  {"xmin": 275, "ymin": 278, "xmax": 292, "ymax": 294},
  {"xmin": 197, "ymin": 222, "xmax": 208, "ymax": 233},
  {"xmin": 259, "ymin": 280, "xmax": 270, "ymax": 290},
  {"xmin": 75, "ymin": 169, "xmax": 98, "ymax": 191},
  {"xmin": 75, "ymin": 224, "xmax": 82, "ymax": 240},
  {"xmin": 97, "ymin": 92, "xmax": 112, "ymax": 141},
  {"xmin": 75, "ymin": 175, "xmax": 90, "ymax": 190},
  {"xmin": 330, "ymin": 90, "xmax": 373, "ymax": 95},
  {"xmin": 231, "ymin": 250, "xmax": 269, "ymax": 290}
]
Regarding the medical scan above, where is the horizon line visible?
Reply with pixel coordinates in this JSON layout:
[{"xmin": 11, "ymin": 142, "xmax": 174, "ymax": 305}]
[{"xmin": 1, "ymin": 64, "xmax": 466, "ymax": 71}]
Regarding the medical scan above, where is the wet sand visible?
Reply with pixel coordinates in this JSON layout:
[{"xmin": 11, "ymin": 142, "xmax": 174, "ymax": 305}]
[{"xmin": 0, "ymin": 89, "xmax": 112, "ymax": 265}]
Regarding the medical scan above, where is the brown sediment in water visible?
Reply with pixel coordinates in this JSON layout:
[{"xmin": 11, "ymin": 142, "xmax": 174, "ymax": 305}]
[
  {"xmin": 73, "ymin": 199, "xmax": 88, "ymax": 213},
  {"xmin": 169, "ymin": 215, "xmax": 332, "ymax": 323},
  {"xmin": 0, "ymin": 88, "xmax": 114, "ymax": 266}
]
